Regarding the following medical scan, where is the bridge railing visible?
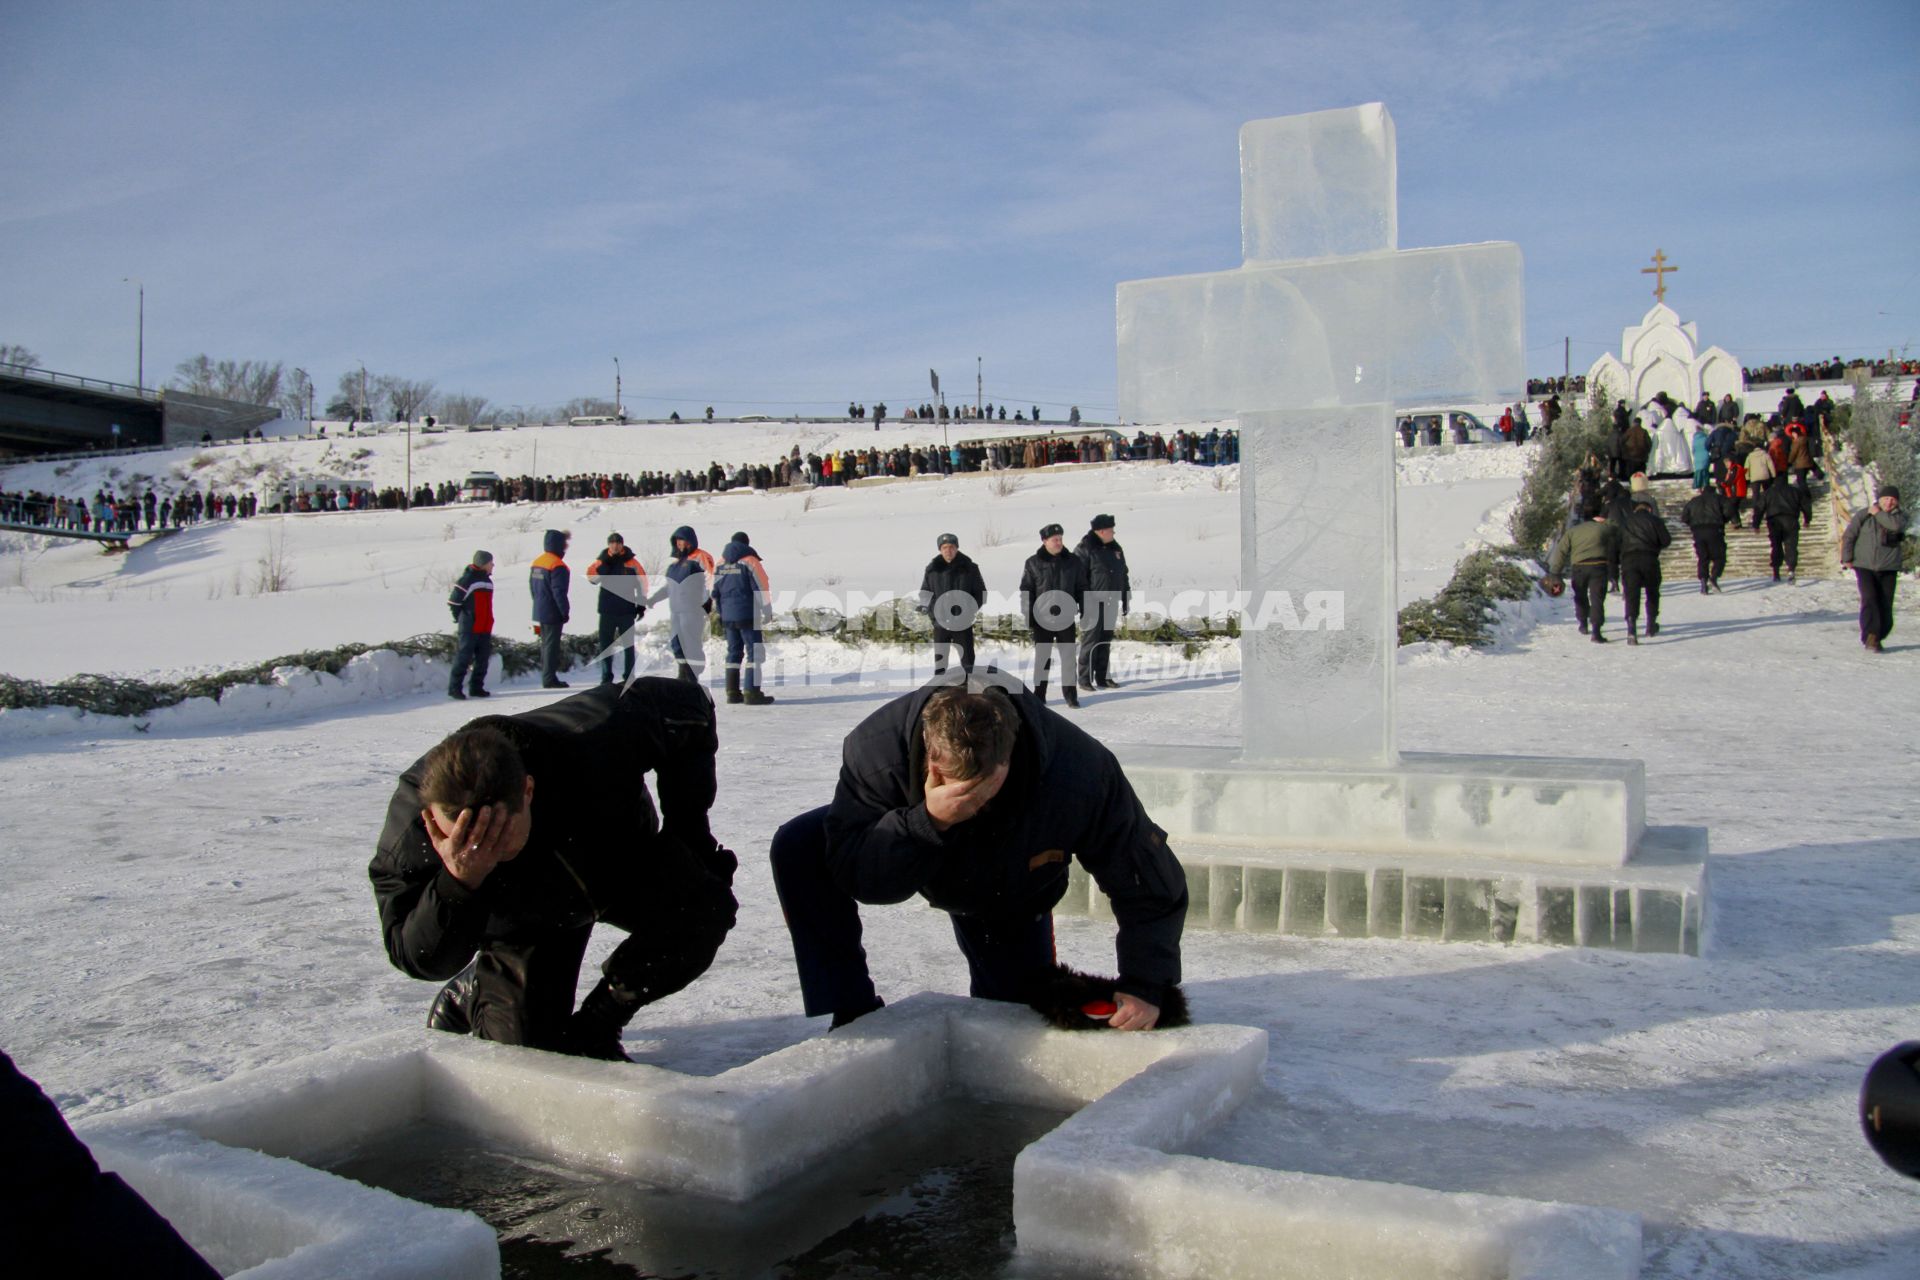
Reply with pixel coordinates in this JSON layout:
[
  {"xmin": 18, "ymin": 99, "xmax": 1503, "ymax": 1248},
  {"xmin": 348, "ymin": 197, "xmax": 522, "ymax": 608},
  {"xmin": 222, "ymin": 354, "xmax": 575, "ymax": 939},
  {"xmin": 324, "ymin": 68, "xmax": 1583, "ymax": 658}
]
[{"xmin": 0, "ymin": 361, "xmax": 160, "ymax": 401}]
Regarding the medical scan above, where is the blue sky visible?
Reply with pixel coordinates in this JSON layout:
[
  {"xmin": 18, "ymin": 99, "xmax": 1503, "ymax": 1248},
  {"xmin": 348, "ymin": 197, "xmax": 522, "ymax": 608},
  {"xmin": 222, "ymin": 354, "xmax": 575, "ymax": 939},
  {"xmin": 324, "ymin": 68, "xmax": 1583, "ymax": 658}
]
[{"xmin": 4, "ymin": 0, "xmax": 1916, "ymax": 418}]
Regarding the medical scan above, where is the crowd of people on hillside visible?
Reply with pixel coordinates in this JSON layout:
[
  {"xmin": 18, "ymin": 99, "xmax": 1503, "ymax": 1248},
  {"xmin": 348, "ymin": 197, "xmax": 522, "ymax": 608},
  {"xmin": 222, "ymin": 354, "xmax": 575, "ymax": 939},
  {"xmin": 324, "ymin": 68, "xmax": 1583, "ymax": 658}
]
[{"xmin": 1, "ymin": 427, "xmax": 1240, "ymax": 540}]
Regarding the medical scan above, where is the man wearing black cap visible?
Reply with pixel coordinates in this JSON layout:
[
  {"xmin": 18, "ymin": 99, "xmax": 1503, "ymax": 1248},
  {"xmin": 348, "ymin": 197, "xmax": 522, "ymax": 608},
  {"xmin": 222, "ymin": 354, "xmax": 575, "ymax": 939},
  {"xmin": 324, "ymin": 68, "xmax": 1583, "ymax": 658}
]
[
  {"xmin": 586, "ymin": 533, "xmax": 647, "ymax": 686},
  {"xmin": 918, "ymin": 533, "xmax": 987, "ymax": 675},
  {"xmin": 1841, "ymin": 486, "xmax": 1910, "ymax": 652},
  {"xmin": 1020, "ymin": 523, "xmax": 1089, "ymax": 707},
  {"xmin": 447, "ymin": 550, "xmax": 496, "ymax": 700},
  {"xmin": 1075, "ymin": 514, "xmax": 1129, "ymax": 690}
]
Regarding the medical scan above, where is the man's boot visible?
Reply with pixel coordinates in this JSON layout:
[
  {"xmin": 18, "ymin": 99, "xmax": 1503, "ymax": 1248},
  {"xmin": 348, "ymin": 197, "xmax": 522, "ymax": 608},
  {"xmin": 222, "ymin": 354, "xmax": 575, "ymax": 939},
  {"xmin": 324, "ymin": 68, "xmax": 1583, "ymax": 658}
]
[
  {"xmin": 1647, "ymin": 620, "xmax": 1660, "ymax": 637},
  {"xmin": 1063, "ymin": 685, "xmax": 1081, "ymax": 708},
  {"xmin": 743, "ymin": 685, "xmax": 775, "ymax": 705},
  {"xmin": 427, "ymin": 962, "xmax": 479, "ymax": 1035},
  {"xmin": 1034, "ymin": 681, "xmax": 1047, "ymax": 703},
  {"xmin": 676, "ymin": 661, "xmax": 699, "ymax": 685},
  {"xmin": 566, "ymin": 978, "xmax": 642, "ymax": 1062},
  {"xmin": 1626, "ymin": 623, "xmax": 1638, "ymax": 646},
  {"xmin": 724, "ymin": 667, "xmax": 744, "ymax": 705}
]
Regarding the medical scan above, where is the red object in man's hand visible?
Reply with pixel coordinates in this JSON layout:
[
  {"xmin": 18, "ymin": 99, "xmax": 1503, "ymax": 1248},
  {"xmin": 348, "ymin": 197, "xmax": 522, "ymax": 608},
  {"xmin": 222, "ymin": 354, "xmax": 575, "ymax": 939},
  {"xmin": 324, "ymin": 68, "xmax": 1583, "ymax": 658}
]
[{"xmin": 1082, "ymin": 1000, "xmax": 1118, "ymax": 1020}]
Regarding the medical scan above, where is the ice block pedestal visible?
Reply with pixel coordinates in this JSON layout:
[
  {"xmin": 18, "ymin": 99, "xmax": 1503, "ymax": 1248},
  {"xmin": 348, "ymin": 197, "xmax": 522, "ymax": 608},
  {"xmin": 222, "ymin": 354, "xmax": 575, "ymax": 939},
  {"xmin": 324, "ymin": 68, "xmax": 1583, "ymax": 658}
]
[{"xmin": 1098, "ymin": 103, "xmax": 1708, "ymax": 952}]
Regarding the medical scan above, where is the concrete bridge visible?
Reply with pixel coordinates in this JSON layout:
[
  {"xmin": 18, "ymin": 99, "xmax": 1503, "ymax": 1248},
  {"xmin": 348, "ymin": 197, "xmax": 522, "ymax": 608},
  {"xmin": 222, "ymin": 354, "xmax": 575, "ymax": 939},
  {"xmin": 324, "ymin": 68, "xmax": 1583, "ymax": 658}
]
[{"xmin": 0, "ymin": 362, "xmax": 278, "ymax": 457}]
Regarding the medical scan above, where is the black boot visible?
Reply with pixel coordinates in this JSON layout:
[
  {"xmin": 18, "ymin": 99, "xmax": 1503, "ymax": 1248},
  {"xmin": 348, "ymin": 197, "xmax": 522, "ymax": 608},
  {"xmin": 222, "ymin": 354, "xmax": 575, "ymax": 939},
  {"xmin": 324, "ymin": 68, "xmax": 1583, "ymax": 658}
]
[
  {"xmin": 724, "ymin": 668, "xmax": 744, "ymax": 704},
  {"xmin": 565, "ymin": 978, "xmax": 641, "ymax": 1061},
  {"xmin": 676, "ymin": 662, "xmax": 699, "ymax": 685},
  {"xmin": 427, "ymin": 962, "xmax": 479, "ymax": 1035},
  {"xmin": 1063, "ymin": 686, "xmax": 1081, "ymax": 708},
  {"xmin": 743, "ymin": 686, "xmax": 775, "ymax": 705},
  {"xmin": 1034, "ymin": 681, "xmax": 1047, "ymax": 703}
]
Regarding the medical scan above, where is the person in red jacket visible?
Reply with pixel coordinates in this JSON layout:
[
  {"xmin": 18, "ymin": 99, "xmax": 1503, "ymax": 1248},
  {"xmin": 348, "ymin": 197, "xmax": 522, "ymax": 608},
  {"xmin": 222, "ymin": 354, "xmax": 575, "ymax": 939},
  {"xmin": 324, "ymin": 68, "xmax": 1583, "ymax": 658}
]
[{"xmin": 448, "ymin": 550, "xmax": 496, "ymax": 700}]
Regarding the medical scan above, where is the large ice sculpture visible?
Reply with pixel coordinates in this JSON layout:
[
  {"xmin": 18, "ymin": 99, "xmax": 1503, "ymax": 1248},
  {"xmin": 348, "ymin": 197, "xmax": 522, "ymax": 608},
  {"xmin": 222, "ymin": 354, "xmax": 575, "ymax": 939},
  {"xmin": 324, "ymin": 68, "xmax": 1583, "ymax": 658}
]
[
  {"xmin": 1117, "ymin": 102, "xmax": 1523, "ymax": 765},
  {"xmin": 1096, "ymin": 104, "xmax": 1708, "ymax": 949}
]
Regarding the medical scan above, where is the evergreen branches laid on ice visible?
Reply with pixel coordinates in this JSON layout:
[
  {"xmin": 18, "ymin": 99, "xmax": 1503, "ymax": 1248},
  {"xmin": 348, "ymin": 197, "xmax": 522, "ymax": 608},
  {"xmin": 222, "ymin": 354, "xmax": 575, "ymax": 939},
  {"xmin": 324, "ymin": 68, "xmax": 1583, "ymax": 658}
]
[{"xmin": 1397, "ymin": 547, "xmax": 1537, "ymax": 647}]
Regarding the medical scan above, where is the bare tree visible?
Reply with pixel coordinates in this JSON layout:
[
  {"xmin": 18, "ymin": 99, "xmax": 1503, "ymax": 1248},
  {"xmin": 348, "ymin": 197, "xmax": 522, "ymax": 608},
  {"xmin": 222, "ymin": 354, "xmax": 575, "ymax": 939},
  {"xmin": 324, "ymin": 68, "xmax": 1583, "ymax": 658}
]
[
  {"xmin": 1, "ymin": 343, "xmax": 40, "ymax": 369},
  {"xmin": 331, "ymin": 370, "xmax": 374, "ymax": 421},
  {"xmin": 561, "ymin": 397, "xmax": 619, "ymax": 420},
  {"xmin": 436, "ymin": 391, "xmax": 490, "ymax": 426},
  {"xmin": 278, "ymin": 368, "xmax": 314, "ymax": 421},
  {"xmin": 170, "ymin": 354, "xmax": 284, "ymax": 406},
  {"xmin": 378, "ymin": 375, "xmax": 437, "ymax": 424}
]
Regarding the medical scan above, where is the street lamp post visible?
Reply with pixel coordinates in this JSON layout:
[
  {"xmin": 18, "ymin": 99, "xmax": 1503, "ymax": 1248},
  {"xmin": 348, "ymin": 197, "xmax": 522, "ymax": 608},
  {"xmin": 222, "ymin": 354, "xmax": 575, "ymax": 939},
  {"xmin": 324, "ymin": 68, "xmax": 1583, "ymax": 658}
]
[{"xmin": 121, "ymin": 278, "xmax": 143, "ymax": 389}]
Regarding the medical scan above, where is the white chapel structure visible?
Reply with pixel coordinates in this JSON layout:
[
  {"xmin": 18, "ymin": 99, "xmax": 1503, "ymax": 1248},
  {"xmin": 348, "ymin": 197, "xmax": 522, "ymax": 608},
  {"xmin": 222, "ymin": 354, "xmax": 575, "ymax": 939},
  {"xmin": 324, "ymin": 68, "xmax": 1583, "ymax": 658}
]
[{"xmin": 1587, "ymin": 301, "xmax": 1745, "ymax": 408}]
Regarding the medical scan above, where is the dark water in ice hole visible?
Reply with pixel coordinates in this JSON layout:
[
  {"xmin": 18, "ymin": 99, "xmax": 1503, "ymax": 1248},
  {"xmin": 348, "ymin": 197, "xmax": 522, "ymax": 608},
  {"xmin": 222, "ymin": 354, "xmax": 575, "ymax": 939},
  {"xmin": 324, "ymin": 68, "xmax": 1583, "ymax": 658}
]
[{"xmin": 327, "ymin": 1098, "xmax": 1103, "ymax": 1279}]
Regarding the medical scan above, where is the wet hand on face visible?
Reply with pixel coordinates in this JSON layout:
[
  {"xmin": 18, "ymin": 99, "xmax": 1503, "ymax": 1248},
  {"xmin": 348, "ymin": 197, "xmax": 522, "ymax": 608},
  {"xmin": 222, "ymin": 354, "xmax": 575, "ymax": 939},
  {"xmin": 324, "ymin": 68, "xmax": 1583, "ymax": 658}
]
[
  {"xmin": 924, "ymin": 753, "xmax": 1009, "ymax": 833},
  {"xmin": 422, "ymin": 777, "xmax": 535, "ymax": 888}
]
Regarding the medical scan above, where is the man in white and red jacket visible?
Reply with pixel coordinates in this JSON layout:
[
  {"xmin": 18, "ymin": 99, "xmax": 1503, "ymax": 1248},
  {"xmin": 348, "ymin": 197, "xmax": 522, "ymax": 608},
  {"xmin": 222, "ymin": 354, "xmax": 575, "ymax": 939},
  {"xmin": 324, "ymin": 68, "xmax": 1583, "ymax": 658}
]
[{"xmin": 448, "ymin": 550, "xmax": 496, "ymax": 700}]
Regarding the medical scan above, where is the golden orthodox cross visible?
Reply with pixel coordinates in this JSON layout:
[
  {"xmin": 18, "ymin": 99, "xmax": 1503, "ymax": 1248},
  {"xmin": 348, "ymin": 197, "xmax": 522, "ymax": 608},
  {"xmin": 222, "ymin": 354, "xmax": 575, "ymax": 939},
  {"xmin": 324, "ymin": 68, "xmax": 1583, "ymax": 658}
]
[{"xmin": 1641, "ymin": 249, "xmax": 1678, "ymax": 303}]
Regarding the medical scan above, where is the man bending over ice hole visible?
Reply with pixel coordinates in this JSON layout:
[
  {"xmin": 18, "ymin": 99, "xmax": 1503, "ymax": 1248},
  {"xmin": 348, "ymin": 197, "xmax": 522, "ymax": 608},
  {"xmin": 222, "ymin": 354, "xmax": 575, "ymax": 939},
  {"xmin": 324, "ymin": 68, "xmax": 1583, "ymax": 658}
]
[
  {"xmin": 771, "ymin": 672, "xmax": 1188, "ymax": 1030},
  {"xmin": 370, "ymin": 680, "xmax": 737, "ymax": 1060}
]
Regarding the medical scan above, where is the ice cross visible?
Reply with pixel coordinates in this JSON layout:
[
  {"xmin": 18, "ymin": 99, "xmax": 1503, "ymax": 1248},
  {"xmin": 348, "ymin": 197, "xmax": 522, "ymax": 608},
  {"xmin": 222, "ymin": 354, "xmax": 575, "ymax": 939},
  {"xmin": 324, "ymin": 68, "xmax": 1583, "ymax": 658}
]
[{"xmin": 1117, "ymin": 103, "xmax": 1523, "ymax": 765}]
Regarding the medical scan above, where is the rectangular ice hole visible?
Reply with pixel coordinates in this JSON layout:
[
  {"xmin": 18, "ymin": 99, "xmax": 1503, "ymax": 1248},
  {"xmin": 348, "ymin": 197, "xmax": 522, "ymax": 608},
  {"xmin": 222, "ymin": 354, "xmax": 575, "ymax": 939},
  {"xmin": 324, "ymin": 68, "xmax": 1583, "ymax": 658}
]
[
  {"xmin": 1611, "ymin": 889, "xmax": 1634, "ymax": 950},
  {"xmin": 1490, "ymin": 883, "xmax": 1520, "ymax": 944}
]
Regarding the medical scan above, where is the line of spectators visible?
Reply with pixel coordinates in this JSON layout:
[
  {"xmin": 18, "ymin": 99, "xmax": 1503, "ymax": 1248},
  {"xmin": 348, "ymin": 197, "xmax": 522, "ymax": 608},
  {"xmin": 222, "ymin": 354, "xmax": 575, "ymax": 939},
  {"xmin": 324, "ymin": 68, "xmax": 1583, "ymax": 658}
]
[
  {"xmin": 3, "ymin": 427, "xmax": 1241, "ymax": 539},
  {"xmin": 1, "ymin": 486, "xmax": 260, "ymax": 534},
  {"xmin": 1743, "ymin": 357, "xmax": 1919, "ymax": 386}
]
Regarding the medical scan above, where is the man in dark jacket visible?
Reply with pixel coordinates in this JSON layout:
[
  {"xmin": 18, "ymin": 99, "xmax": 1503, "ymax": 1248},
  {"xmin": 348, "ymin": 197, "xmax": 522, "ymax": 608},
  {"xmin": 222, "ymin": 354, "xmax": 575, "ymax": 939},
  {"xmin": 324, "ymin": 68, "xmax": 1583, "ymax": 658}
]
[
  {"xmin": 1074, "ymin": 514, "xmax": 1130, "ymax": 691},
  {"xmin": 712, "ymin": 535, "xmax": 773, "ymax": 705},
  {"xmin": 1019, "ymin": 523, "xmax": 1089, "ymax": 707},
  {"xmin": 1620, "ymin": 417, "xmax": 1653, "ymax": 478},
  {"xmin": 1760, "ymin": 476, "xmax": 1812, "ymax": 582},
  {"xmin": 369, "ymin": 681, "xmax": 736, "ymax": 1060},
  {"xmin": 586, "ymin": 532, "xmax": 647, "ymax": 687},
  {"xmin": 1618, "ymin": 486, "xmax": 1673, "ymax": 643},
  {"xmin": 918, "ymin": 532, "xmax": 987, "ymax": 675},
  {"xmin": 769, "ymin": 674, "xmax": 1186, "ymax": 1030},
  {"xmin": 1681, "ymin": 485, "xmax": 1737, "ymax": 593},
  {"xmin": 1840, "ymin": 486, "xmax": 1910, "ymax": 651},
  {"xmin": 1, "ymin": 1050, "xmax": 221, "ymax": 1277},
  {"xmin": 530, "ymin": 529, "xmax": 572, "ymax": 688},
  {"xmin": 448, "ymin": 550, "xmax": 496, "ymax": 699},
  {"xmin": 1548, "ymin": 496, "xmax": 1622, "ymax": 642}
]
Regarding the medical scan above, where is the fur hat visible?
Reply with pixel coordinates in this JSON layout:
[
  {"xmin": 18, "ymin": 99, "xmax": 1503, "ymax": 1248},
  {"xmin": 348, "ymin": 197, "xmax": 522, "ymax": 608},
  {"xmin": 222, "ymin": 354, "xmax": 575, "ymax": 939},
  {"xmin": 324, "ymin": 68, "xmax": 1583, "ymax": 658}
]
[
  {"xmin": 1090, "ymin": 513, "xmax": 1116, "ymax": 531},
  {"xmin": 937, "ymin": 532, "xmax": 959, "ymax": 547},
  {"xmin": 1039, "ymin": 522, "xmax": 1064, "ymax": 540}
]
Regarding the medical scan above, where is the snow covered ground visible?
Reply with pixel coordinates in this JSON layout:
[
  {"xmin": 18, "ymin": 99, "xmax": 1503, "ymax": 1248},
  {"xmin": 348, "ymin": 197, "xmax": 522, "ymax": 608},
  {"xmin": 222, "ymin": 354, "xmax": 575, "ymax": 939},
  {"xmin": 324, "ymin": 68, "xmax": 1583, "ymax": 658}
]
[{"xmin": 2, "ymin": 423, "xmax": 1916, "ymax": 1278}]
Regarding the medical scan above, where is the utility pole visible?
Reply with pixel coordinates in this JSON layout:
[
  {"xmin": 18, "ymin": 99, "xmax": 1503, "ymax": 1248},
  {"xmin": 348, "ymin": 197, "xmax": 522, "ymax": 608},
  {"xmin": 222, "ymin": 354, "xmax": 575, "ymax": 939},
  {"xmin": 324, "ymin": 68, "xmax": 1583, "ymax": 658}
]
[
  {"xmin": 1563, "ymin": 337, "xmax": 1570, "ymax": 384},
  {"xmin": 614, "ymin": 356, "xmax": 622, "ymax": 421},
  {"xmin": 977, "ymin": 355, "xmax": 983, "ymax": 417}
]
